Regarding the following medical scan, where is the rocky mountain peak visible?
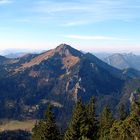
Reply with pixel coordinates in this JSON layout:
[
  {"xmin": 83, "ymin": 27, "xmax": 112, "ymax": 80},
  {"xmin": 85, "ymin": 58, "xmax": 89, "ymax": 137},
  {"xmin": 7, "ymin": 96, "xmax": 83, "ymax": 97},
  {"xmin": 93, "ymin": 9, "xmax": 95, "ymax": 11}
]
[
  {"xmin": 13, "ymin": 44, "xmax": 82, "ymax": 72},
  {"xmin": 56, "ymin": 44, "xmax": 71, "ymax": 50},
  {"xmin": 55, "ymin": 44, "xmax": 72, "ymax": 56},
  {"xmin": 55, "ymin": 44, "xmax": 83, "ymax": 57}
]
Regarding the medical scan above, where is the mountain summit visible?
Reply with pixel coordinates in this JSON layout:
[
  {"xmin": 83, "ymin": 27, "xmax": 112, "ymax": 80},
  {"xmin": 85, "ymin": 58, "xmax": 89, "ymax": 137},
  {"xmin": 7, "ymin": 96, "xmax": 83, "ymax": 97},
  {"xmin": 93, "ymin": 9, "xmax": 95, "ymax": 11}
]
[
  {"xmin": 55, "ymin": 44, "xmax": 83, "ymax": 57},
  {"xmin": 13, "ymin": 44, "xmax": 83, "ymax": 73}
]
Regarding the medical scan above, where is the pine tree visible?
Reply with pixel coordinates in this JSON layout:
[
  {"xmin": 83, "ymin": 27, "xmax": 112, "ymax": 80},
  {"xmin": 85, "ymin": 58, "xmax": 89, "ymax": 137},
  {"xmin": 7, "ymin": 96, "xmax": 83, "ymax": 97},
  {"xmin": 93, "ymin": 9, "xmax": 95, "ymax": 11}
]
[
  {"xmin": 99, "ymin": 106, "xmax": 114, "ymax": 140},
  {"xmin": 110, "ymin": 120, "xmax": 133, "ymax": 140},
  {"xmin": 118, "ymin": 104, "xmax": 127, "ymax": 121},
  {"xmin": 110, "ymin": 94, "xmax": 140, "ymax": 140},
  {"xmin": 32, "ymin": 105, "xmax": 61, "ymax": 140},
  {"xmin": 64, "ymin": 99, "xmax": 88, "ymax": 140},
  {"xmin": 32, "ymin": 120, "xmax": 46, "ymax": 140},
  {"xmin": 86, "ymin": 97, "xmax": 98, "ymax": 140},
  {"xmin": 110, "ymin": 108, "xmax": 140, "ymax": 140},
  {"xmin": 131, "ymin": 96, "xmax": 140, "ymax": 116},
  {"xmin": 128, "ymin": 95, "xmax": 140, "ymax": 139}
]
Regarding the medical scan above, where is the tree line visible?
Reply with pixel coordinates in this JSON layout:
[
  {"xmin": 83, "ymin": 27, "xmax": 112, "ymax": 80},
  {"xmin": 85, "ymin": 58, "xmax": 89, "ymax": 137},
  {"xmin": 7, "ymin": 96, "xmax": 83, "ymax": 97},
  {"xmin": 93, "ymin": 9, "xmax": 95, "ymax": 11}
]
[{"xmin": 32, "ymin": 96, "xmax": 140, "ymax": 140}]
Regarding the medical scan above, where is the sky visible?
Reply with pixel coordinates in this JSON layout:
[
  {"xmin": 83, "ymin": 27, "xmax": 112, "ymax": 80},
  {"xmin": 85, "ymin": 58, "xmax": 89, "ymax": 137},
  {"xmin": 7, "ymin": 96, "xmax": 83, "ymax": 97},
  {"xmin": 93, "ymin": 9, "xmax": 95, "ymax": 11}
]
[{"xmin": 0, "ymin": 0, "xmax": 140, "ymax": 54}]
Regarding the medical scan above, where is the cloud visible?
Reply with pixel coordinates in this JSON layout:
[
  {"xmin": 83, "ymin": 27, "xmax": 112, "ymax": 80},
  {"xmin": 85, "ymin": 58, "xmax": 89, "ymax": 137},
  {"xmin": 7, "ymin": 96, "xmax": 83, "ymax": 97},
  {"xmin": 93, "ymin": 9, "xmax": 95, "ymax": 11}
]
[
  {"xmin": 1, "ymin": 0, "xmax": 140, "ymax": 26},
  {"xmin": 33, "ymin": 1, "xmax": 86, "ymax": 13},
  {"xmin": 62, "ymin": 21, "xmax": 91, "ymax": 27},
  {"xmin": 32, "ymin": 0, "xmax": 140, "ymax": 25},
  {"xmin": 14, "ymin": 18, "xmax": 31, "ymax": 23},
  {"xmin": 0, "ymin": 0, "xmax": 12, "ymax": 4},
  {"xmin": 64, "ymin": 35, "xmax": 128, "ymax": 41}
]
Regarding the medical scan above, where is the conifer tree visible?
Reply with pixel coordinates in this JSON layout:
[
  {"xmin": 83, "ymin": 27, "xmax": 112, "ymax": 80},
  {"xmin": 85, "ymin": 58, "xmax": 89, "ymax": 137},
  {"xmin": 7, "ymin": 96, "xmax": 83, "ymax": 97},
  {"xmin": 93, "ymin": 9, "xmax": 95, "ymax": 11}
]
[
  {"xmin": 110, "ymin": 94, "xmax": 140, "ymax": 140},
  {"xmin": 128, "ymin": 95, "xmax": 140, "ymax": 139},
  {"xmin": 131, "ymin": 96, "xmax": 140, "ymax": 116},
  {"xmin": 99, "ymin": 106, "xmax": 114, "ymax": 140},
  {"xmin": 110, "ymin": 107, "xmax": 140, "ymax": 140},
  {"xmin": 32, "ymin": 105, "xmax": 61, "ymax": 140},
  {"xmin": 118, "ymin": 104, "xmax": 127, "ymax": 121},
  {"xmin": 64, "ymin": 99, "xmax": 88, "ymax": 140},
  {"xmin": 110, "ymin": 119, "xmax": 133, "ymax": 140},
  {"xmin": 86, "ymin": 97, "xmax": 98, "ymax": 140},
  {"xmin": 32, "ymin": 120, "xmax": 46, "ymax": 140}
]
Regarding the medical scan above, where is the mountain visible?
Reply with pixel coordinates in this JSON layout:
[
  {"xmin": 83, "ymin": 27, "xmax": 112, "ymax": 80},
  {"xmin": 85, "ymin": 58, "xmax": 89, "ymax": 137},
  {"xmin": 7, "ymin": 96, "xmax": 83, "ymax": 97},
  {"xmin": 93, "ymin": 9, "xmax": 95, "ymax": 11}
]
[
  {"xmin": 5, "ymin": 52, "xmax": 27, "ymax": 58},
  {"xmin": 0, "ymin": 44, "xmax": 140, "ymax": 128},
  {"xmin": 1, "ymin": 48, "xmax": 42, "ymax": 58},
  {"xmin": 94, "ymin": 52, "xmax": 111, "ymax": 59},
  {"xmin": 104, "ymin": 53, "xmax": 140, "ymax": 70}
]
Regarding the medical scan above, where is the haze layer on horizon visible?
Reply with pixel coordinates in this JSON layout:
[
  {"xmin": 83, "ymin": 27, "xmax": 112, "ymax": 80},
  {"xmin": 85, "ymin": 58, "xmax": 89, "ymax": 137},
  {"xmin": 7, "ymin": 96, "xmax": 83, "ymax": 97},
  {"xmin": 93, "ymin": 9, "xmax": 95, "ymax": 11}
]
[{"xmin": 0, "ymin": 0, "xmax": 140, "ymax": 54}]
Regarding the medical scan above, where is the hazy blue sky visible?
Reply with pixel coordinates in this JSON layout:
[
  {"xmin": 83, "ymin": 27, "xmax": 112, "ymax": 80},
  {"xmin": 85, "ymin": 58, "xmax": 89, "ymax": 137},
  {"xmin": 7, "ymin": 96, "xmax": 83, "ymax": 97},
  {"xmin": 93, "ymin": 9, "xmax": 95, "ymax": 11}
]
[{"xmin": 0, "ymin": 0, "xmax": 140, "ymax": 53}]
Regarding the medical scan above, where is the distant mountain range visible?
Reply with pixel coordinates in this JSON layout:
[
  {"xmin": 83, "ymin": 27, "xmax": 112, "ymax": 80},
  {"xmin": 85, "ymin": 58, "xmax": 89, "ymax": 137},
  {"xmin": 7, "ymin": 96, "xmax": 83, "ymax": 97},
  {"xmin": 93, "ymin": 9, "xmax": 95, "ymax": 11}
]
[
  {"xmin": 94, "ymin": 53, "xmax": 111, "ymax": 59},
  {"xmin": 0, "ymin": 44, "xmax": 140, "ymax": 128},
  {"xmin": 104, "ymin": 53, "xmax": 140, "ymax": 71},
  {"xmin": 0, "ymin": 49, "xmax": 41, "ymax": 58},
  {"xmin": 4, "ymin": 52, "xmax": 27, "ymax": 58}
]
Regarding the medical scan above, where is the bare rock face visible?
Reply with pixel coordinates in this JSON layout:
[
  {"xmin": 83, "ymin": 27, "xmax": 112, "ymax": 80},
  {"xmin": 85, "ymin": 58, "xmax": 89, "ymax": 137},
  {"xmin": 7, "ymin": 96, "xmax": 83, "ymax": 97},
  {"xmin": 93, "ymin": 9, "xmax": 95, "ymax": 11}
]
[{"xmin": 130, "ymin": 91, "xmax": 139, "ymax": 103}]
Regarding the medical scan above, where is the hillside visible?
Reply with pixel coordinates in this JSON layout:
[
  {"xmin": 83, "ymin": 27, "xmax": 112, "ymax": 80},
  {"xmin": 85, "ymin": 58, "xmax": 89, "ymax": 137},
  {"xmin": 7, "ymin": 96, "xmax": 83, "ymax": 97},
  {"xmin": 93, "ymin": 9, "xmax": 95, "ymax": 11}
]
[{"xmin": 0, "ymin": 44, "xmax": 140, "ymax": 128}]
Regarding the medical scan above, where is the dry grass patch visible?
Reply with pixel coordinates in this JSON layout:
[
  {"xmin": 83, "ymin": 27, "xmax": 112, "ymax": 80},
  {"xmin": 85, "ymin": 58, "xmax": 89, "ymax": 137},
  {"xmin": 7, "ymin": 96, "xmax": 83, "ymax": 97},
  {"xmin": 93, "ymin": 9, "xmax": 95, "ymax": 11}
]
[{"xmin": 0, "ymin": 120, "xmax": 36, "ymax": 132}]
